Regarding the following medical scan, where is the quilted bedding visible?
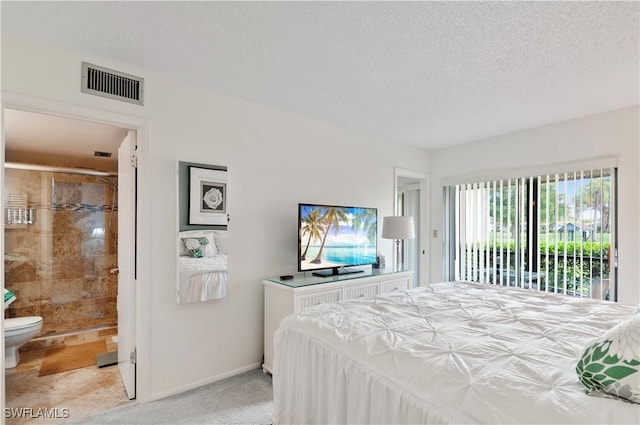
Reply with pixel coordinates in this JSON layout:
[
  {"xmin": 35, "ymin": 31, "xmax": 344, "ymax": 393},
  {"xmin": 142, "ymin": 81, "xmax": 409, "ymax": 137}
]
[
  {"xmin": 178, "ymin": 255, "xmax": 228, "ymax": 304},
  {"xmin": 273, "ymin": 281, "xmax": 640, "ymax": 424}
]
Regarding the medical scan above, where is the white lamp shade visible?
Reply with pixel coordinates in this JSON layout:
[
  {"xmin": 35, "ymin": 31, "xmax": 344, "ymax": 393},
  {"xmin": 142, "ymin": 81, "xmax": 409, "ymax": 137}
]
[{"xmin": 382, "ymin": 216, "xmax": 415, "ymax": 240}]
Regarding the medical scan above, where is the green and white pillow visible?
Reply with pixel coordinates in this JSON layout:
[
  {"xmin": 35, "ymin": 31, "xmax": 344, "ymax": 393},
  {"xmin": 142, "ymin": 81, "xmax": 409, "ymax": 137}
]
[
  {"xmin": 576, "ymin": 313, "xmax": 640, "ymax": 404},
  {"xmin": 181, "ymin": 237, "xmax": 214, "ymax": 258}
]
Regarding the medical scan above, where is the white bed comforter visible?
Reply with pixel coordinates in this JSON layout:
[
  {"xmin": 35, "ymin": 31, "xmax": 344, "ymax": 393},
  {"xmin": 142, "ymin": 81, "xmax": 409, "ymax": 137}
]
[
  {"xmin": 178, "ymin": 255, "xmax": 228, "ymax": 304},
  {"xmin": 273, "ymin": 281, "xmax": 640, "ymax": 424}
]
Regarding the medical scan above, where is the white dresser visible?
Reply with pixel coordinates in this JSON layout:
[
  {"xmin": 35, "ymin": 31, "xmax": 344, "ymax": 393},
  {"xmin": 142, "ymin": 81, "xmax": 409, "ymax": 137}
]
[{"xmin": 262, "ymin": 268, "xmax": 413, "ymax": 374}]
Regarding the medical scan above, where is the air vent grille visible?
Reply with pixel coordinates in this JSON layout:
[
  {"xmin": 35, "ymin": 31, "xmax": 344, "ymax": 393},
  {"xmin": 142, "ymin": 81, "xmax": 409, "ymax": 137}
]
[
  {"xmin": 94, "ymin": 151, "xmax": 112, "ymax": 158},
  {"xmin": 82, "ymin": 62, "xmax": 144, "ymax": 105}
]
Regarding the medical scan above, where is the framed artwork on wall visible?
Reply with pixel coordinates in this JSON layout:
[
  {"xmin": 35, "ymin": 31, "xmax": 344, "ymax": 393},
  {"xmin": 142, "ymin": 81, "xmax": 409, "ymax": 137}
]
[{"xmin": 189, "ymin": 166, "xmax": 228, "ymax": 226}]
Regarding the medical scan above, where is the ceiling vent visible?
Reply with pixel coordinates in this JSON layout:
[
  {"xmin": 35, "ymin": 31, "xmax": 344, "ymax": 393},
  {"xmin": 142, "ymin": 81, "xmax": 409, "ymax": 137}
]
[{"xmin": 81, "ymin": 62, "xmax": 144, "ymax": 106}]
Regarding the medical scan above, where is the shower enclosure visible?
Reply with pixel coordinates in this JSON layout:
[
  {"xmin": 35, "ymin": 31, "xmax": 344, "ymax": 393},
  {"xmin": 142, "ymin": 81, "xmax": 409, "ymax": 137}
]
[{"xmin": 4, "ymin": 167, "xmax": 118, "ymax": 339}]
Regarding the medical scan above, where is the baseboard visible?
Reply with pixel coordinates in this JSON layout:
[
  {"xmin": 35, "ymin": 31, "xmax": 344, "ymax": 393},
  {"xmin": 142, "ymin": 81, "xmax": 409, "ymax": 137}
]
[{"xmin": 147, "ymin": 362, "xmax": 262, "ymax": 402}]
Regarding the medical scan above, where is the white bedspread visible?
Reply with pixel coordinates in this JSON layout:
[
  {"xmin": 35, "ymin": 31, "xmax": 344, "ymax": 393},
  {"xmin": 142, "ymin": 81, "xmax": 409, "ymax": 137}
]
[
  {"xmin": 273, "ymin": 281, "xmax": 640, "ymax": 424},
  {"xmin": 178, "ymin": 255, "xmax": 227, "ymax": 304}
]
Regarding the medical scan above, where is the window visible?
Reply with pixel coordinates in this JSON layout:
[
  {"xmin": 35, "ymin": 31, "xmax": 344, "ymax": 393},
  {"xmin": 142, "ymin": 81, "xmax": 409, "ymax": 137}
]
[{"xmin": 445, "ymin": 167, "xmax": 616, "ymax": 301}]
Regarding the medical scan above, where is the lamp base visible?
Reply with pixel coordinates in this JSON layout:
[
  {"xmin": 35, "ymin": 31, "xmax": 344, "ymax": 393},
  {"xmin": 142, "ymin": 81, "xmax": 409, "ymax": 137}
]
[{"xmin": 394, "ymin": 239, "xmax": 403, "ymax": 271}]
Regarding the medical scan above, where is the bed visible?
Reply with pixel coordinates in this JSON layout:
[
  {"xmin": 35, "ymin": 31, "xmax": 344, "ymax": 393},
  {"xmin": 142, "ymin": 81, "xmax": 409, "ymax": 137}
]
[
  {"xmin": 177, "ymin": 230, "xmax": 228, "ymax": 304},
  {"xmin": 272, "ymin": 281, "xmax": 639, "ymax": 424}
]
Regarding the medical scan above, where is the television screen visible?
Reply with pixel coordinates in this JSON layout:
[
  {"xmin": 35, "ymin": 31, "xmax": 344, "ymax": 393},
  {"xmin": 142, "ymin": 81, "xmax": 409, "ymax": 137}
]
[{"xmin": 298, "ymin": 203, "xmax": 377, "ymax": 276}]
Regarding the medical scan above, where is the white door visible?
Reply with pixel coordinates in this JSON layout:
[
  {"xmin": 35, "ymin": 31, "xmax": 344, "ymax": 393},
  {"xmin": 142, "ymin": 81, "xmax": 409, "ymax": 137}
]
[
  {"xmin": 117, "ymin": 130, "xmax": 136, "ymax": 399},
  {"xmin": 395, "ymin": 169, "xmax": 430, "ymax": 287}
]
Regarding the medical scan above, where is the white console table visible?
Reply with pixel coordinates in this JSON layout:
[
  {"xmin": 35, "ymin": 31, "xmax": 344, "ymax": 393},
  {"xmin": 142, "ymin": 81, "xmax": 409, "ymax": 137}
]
[{"xmin": 262, "ymin": 268, "xmax": 413, "ymax": 374}]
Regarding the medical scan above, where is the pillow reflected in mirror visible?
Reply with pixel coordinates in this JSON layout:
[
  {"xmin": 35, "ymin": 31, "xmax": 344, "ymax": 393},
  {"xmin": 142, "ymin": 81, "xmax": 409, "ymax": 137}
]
[{"xmin": 181, "ymin": 237, "xmax": 214, "ymax": 258}]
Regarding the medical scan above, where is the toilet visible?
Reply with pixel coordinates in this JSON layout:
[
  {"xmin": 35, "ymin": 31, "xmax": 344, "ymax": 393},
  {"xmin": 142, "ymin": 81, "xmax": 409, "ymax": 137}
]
[
  {"xmin": 4, "ymin": 316, "xmax": 43, "ymax": 368},
  {"xmin": 4, "ymin": 290, "xmax": 43, "ymax": 368}
]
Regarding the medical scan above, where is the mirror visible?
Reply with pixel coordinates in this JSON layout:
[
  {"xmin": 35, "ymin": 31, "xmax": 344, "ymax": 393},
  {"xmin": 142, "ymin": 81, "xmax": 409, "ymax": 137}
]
[{"xmin": 176, "ymin": 161, "xmax": 229, "ymax": 304}]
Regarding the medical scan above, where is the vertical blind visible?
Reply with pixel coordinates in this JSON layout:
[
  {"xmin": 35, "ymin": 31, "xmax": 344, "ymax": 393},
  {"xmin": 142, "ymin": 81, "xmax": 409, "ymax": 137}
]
[{"xmin": 451, "ymin": 168, "xmax": 615, "ymax": 301}]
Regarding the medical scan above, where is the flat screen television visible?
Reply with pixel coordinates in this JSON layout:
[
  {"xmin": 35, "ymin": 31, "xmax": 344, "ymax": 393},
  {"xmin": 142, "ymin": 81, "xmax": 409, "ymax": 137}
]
[{"xmin": 298, "ymin": 203, "xmax": 377, "ymax": 277}]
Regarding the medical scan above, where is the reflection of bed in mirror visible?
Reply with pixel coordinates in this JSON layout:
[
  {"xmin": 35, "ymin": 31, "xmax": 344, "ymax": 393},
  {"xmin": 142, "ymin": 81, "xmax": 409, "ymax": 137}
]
[{"xmin": 177, "ymin": 230, "xmax": 228, "ymax": 304}]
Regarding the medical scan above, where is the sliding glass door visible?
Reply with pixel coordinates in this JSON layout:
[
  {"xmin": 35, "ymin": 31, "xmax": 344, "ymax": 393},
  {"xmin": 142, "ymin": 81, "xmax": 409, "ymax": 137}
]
[{"xmin": 446, "ymin": 167, "xmax": 616, "ymax": 301}]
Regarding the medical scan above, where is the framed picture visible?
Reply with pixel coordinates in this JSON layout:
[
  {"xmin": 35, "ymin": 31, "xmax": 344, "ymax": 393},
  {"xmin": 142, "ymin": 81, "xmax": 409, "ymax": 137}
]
[{"xmin": 189, "ymin": 166, "xmax": 228, "ymax": 225}]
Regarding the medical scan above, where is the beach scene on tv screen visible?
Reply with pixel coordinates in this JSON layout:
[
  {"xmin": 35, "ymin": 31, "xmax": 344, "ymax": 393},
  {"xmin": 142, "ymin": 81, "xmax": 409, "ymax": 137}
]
[{"xmin": 299, "ymin": 205, "xmax": 377, "ymax": 271}]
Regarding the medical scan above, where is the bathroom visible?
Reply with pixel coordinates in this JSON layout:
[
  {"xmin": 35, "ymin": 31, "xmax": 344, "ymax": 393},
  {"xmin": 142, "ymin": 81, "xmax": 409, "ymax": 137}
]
[
  {"xmin": 3, "ymin": 108, "xmax": 133, "ymax": 420},
  {"xmin": 4, "ymin": 166, "xmax": 119, "ymax": 345}
]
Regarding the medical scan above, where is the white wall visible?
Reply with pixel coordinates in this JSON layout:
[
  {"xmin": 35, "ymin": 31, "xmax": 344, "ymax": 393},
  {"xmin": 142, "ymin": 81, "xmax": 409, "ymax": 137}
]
[
  {"xmin": 1, "ymin": 35, "xmax": 430, "ymax": 401},
  {"xmin": 429, "ymin": 106, "xmax": 640, "ymax": 305}
]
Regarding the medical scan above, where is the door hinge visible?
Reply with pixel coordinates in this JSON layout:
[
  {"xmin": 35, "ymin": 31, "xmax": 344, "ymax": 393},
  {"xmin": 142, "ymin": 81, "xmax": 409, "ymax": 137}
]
[
  {"xmin": 130, "ymin": 348, "xmax": 137, "ymax": 364},
  {"xmin": 130, "ymin": 154, "xmax": 138, "ymax": 168}
]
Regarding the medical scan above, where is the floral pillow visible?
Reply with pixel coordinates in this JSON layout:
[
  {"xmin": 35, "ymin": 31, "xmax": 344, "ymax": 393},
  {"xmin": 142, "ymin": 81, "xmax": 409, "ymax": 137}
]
[
  {"xmin": 576, "ymin": 313, "xmax": 640, "ymax": 404},
  {"xmin": 181, "ymin": 237, "xmax": 214, "ymax": 258}
]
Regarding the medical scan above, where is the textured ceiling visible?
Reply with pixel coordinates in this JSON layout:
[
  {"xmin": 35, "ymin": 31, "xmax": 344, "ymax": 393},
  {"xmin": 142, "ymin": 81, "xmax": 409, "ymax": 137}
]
[{"xmin": 1, "ymin": 1, "xmax": 638, "ymax": 151}]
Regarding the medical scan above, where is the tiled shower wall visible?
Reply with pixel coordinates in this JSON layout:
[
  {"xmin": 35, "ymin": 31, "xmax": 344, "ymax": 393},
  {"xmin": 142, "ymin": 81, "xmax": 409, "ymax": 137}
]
[{"xmin": 4, "ymin": 168, "xmax": 118, "ymax": 336}]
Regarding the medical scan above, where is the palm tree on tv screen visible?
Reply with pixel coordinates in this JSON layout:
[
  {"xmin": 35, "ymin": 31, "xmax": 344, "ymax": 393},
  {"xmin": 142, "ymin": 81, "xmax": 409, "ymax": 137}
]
[
  {"xmin": 311, "ymin": 207, "xmax": 348, "ymax": 264},
  {"xmin": 300, "ymin": 208, "xmax": 324, "ymax": 260},
  {"xmin": 352, "ymin": 208, "xmax": 376, "ymax": 245}
]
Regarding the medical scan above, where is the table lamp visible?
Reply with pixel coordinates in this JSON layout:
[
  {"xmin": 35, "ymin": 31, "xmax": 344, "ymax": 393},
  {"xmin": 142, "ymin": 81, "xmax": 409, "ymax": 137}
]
[{"xmin": 382, "ymin": 216, "xmax": 415, "ymax": 271}]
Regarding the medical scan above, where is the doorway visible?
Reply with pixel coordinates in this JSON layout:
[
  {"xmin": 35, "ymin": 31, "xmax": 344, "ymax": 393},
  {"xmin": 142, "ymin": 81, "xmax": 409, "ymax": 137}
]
[
  {"xmin": 394, "ymin": 168, "xmax": 430, "ymax": 287},
  {"xmin": 2, "ymin": 106, "xmax": 137, "ymax": 419}
]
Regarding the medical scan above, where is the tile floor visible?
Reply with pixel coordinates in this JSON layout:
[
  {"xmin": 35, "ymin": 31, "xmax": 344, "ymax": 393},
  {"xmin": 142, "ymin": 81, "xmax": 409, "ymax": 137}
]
[{"xmin": 5, "ymin": 336, "xmax": 133, "ymax": 425}]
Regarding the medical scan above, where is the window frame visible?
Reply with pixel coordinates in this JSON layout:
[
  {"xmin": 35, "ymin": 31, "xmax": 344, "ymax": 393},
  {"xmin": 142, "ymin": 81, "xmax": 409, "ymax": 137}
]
[{"xmin": 443, "ymin": 159, "xmax": 618, "ymax": 301}]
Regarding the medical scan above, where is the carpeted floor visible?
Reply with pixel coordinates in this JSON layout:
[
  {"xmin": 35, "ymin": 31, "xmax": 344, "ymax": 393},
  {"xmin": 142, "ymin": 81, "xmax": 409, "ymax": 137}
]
[{"xmin": 71, "ymin": 368, "xmax": 273, "ymax": 425}]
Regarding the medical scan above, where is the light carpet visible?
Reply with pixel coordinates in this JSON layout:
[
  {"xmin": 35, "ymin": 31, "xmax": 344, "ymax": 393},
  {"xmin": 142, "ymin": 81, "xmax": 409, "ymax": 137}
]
[{"xmin": 71, "ymin": 368, "xmax": 273, "ymax": 425}]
